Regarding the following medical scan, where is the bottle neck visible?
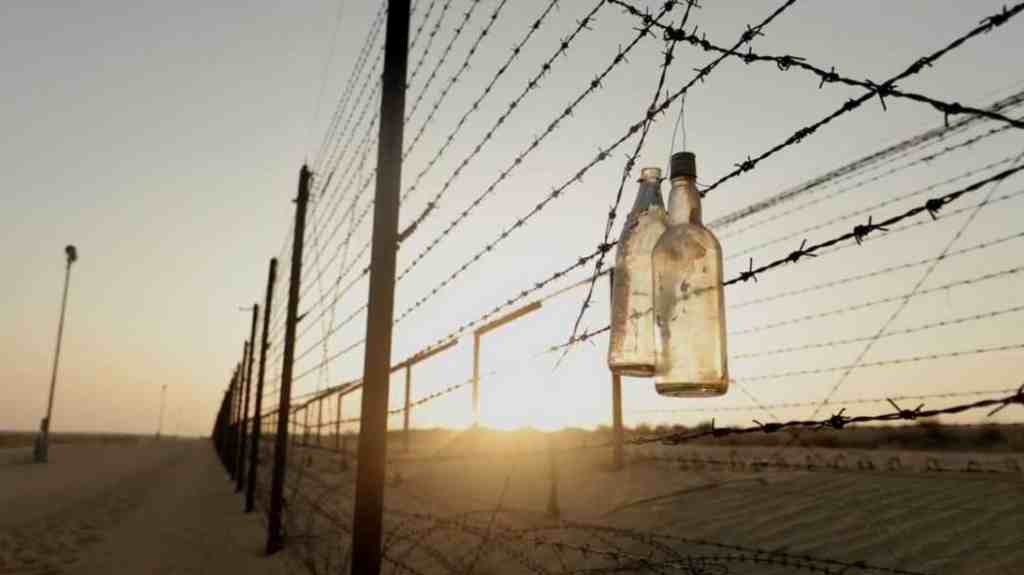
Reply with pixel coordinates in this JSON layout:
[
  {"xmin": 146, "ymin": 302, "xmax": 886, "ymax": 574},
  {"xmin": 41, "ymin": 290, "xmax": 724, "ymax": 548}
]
[
  {"xmin": 667, "ymin": 175, "xmax": 702, "ymax": 224},
  {"xmin": 631, "ymin": 177, "xmax": 664, "ymax": 212}
]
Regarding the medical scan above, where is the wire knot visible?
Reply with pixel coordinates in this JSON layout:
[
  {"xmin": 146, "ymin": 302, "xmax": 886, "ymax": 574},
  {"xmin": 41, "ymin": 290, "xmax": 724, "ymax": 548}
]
[
  {"xmin": 734, "ymin": 156, "xmax": 755, "ymax": 172},
  {"xmin": 776, "ymin": 54, "xmax": 804, "ymax": 71},
  {"xmin": 739, "ymin": 257, "xmax": 758, "ymax": 283},
  {"xmin": 818, "ymin": 66, "xmax": 839, "ymax": 89},
  {"xmin": 787, "ymin": 239, "xmax": 816, "ymax": 263},
  {"xmin": 887, "ymin": 399, "xmax": 925, "ymax": 420},
  {"xmin": 925, "ymin": 197, "xmax": 945, "ymax": 220},
  {"xmin": 853, "ymin": 216, "xmax": 888, "ymax": 245},
  {"xmin": 982, "ymin": 6, "xmax": 1012, "ymax": 27},
  {"xmin": 824, "ymin": 409, "xmax": 848, "ymax": 429},
  {"xmin": 741, "ymin": 24, "xmax": 763, "ymax": 43}
]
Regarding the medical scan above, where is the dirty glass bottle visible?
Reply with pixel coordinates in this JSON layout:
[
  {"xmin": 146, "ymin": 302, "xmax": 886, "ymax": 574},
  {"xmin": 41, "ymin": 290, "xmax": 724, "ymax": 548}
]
[
  {"xmin": 608, "ymin": 167, "xmax": 667, "ymax": 377},
  {"xmin": 652, "ymin": 152, "xmax": 729, "ymax": 397}
]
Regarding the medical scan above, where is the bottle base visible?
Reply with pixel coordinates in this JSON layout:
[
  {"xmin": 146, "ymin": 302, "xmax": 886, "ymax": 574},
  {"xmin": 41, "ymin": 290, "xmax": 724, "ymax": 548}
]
[
  {"xmin": 609, "ymin": 363, "xmax": 656, "ymax": 378},
  {"xmin": 655, "ymin": 380, "xmax": 728, "ymax": 398}
]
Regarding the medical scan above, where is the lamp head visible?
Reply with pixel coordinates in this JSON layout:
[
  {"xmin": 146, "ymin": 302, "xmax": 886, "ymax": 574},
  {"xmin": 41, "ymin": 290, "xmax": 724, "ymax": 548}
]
[{"xmin": 65, "ymin": 245, "xmax": 78, "ymax": 264}]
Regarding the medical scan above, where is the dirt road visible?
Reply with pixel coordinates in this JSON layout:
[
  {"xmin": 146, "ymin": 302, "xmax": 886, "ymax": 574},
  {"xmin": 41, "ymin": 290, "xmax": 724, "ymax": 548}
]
[{"xmin": 0, "ymin": 439, "xmax": 289, "ymax": 574}]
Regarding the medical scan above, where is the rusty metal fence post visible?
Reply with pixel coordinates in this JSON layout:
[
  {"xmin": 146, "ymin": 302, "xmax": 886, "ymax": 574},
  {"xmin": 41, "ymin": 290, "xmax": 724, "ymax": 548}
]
[
  {"xmin": 266, "ymin": 165, "xmax": 311, "ymax": 555},
  {"xmin": 237, "ymin": 305, "xmax": 259, "ymax": 493},
  {"xmin": 609, "ymin": 271, "xmax": 624, "ymax": 470},
  {"xmin": 246, "ymin": 258, "xmax": 276, "ymax": 513},
  {"xmin": 351, "ymin": 1, "xmax": 411, "ymax": 572}
]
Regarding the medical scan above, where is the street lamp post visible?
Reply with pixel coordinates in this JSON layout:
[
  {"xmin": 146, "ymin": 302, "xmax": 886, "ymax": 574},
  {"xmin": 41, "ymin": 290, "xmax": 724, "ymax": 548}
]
[
  {"xmin": 156, "ymin": 384, "xmax": 167, "ymax": 439},
  {"xmin": 35, "ymin": 245, "xmax": 78, "ymax": 463}
]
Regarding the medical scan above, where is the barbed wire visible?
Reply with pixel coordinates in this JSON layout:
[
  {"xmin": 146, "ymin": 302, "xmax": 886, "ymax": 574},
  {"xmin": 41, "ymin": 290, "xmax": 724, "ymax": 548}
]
[
  {"xmin": 313, "ymin": 1, "xmax": 386, "ymax": 173},
  {"xmin": 402, "ymin": 0, "xmax": 561, "ymax": 189},
  {"xmin": 733, "ymin": 305, "xmax": 1024, "ymax": 359},
  {"xmin": 730, "ymin": 229, "xmax": 1024, "ymax": 309},
  {"xmin": 546, "ymin": 166, "xmax": 1024, "ymax": 352},
  {"xmin": 314, "ymin": 0, "xmax": 441, "ymax": 175},
  {"xmin": 732, "ymin": 264, "xmax": 1022, "ymax": 335},
  {"xmin": 393, "ymin": 0, "xmax": 616, "ymax": 270},
  {"xmin": 292, "ymin": 242, "xmax": 608, "ymax": 383},
  {"xmin": 295, "ymin": 0, "xmax": 572, "ymax": 337},
  {"xmin": 638, "ymin": 451, "xmax": 1024, "ymax": 478},
  {"xmin": 726, "ymin": 154, "xmax": 1019, "ymax": 261},
  {"xmin": 716, "ymin": 112, "xmax": 1024, "ymax": 243},
  {"xmin": 406, "ymin": 0, "xmax": 457, "ymax": 102},
  {"xmin": 707, "ymin": 89, "xmax": 1024, "ymax": 232},
  {"xmin": 405, "ymin": 0, "xmax": 485, "ymax": 124},
  {"xmin": 632, "ymin": 385, "xmax": 1024, "ymax": 445},
  {"xmin": 695, "ymin": 1, "xmax": 1024, "ymax": 198},
  {"xmin": 613, "ymin": 0, "xmax": 1024, "ymax": 133},
  {"xmin": 631, "ymin": 388, "xmax": 1022, "ymax": 415},
  {"xmin": 307, "ymin": 87, "xmax": 380, "ymax": 256},
  {"xmin": 723, "ymin": 164, "xmax": 1024, "ymax": 285},
  {"xmin": 564, "ymin": 0, "xmax": 697, "ymax": 359},
  {"xmin": 317, "ymin": 57, "xmax": 383, "ymax": 190},
  {"xmin": 391, "ymin": 0, "xmax": 804, "ymax": 334},
  {"xmin": 734, "ymin": 343, "xmax": 1024, "ymax": 383}
]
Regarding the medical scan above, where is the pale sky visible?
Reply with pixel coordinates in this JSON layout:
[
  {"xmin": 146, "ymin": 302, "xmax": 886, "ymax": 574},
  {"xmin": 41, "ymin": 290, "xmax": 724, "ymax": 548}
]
[{"xmin": 3, "ymin": 0, "xmax": 1023, "ymax": 437}]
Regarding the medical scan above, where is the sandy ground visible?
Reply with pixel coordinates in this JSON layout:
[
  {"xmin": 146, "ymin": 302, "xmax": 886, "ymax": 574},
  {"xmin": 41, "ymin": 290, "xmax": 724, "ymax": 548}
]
[
  {"xmin": 267, "ymin": 433, "xmax": 1024, "ymax": 575},
  {"xmin": 0, "ymin": 439, "xmax": 290, "ymax": 575}
]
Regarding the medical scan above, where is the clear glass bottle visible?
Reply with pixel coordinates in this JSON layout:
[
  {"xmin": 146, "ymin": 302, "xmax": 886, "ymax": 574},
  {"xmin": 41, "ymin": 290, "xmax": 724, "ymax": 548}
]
[
  {"xmin": 652, "ymin": 152, "xmax": 729, "ymax": 397},
  {"xmin": 608, "ymin": 167, "xmax": 667, "ymax": 377}
]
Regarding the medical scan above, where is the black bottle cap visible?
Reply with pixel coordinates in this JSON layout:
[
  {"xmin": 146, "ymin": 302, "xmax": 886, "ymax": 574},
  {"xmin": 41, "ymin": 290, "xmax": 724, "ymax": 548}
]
[{"xmin": 670, "ymin": 151, "xmax": 696, "ymax": 179}]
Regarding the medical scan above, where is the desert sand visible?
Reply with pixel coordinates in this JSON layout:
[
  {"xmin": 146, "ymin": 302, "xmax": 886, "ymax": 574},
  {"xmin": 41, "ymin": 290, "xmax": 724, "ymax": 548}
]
[
  {"xmin": 0, "ymin": 439, "xmax": 289, "ymax": 574},
  {"xmin": 261, "ymin": 430, "xmax": 1024, "ymax": 575}
]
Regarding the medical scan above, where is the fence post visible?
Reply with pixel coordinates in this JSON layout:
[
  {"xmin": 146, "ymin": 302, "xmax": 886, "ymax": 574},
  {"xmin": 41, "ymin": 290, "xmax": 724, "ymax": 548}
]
[
  {"xmin": 609, "ymin": 271, "xmax": 624, "ymax": 470},
  {"xmin": 246, "ymin": 258, "xmax": 276, "ymax": 513},
  {"xmin": 351, "ymin": 0, "xmax": 411, "ymax": 572},
  {"xmin": 235, "ymin": 350, "xmax": 248, "ymax": 480},
  {"xmin": 403, "ymin": 365, "xmax": 412, "ymax": 452},
  {"xmin": 227, "ymin": 367, "xmax": 239, "ymax": 476},
  {"xmin": 335, "ymin": 394, "xmax": 343, "ymax": 449},
  {"xmin": 266, "ymin": 165, "xmax": 311, "ymax": 555},
  {"xmin": 237, "ymin": 306, "xmax": 259, "ymax": 493},
  {"xmin": 472, "ymin": 334, "xmax": 481, "ymax": 426},
  {"xmin": 234, "ymin": 342, "xmax": 248, "ymax": 482},
  {"xmin": 303, "ymin": 406, "xmax": 311, "ymax": 447},
  {"xmin": 341, "ymin": 434, "xmax": 349, "ymax": 472},
  {"xmin": 546, "ymin": 434, "xmax": 560, "ymax": 518},
  {"xmin": 215, "ymin": 386, "xmax": 229, "ymax": 465},
  {"xmin": 317, "ymin": 395, "xmax": 324, "ymax": 447},
  {"xmin": 606, "ymin": 372, "xmax": 622, "ymax": 470}
]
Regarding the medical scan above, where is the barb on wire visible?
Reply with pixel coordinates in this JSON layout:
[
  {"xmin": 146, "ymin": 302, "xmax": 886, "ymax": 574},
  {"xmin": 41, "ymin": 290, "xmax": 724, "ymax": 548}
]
[
  {"xmin": 632, "ymin": 388, "xmax": 1022, "ymax": 415},
  {"xmin": 407, "ymin": 0, "xmax": 456, "ymax": 88},
  {"xmin": 314, "ymin": 0, "xmax": 567, "ymax": 308},
  {"xmin": 733, "ymin": 343, "xmax": 1024, "ymax": 382},
  {"xmin": 633, "ymin": 386, "xmax": 1024, "ymax": 445},
  {"xmin": 313, "ymin": 1, "xmax": 386, "ymax": 172},
  {"xmin": 695, "ymin": 0, "xmax": 1024, "ymax": 198},
  {"xmin": 726, "ymin": 154, "xmax": 1019, "ymax": 261},
  {"xmin": 733, "ymin": 304, "xmax": 1024, "ymax": 359},
  {"xmin": 395, "ymin": 0, "xmax": 616, "ymax": 273},
  {"xmin": 403, "ymin": 0, "xmax": 561, "ymax": 186},
  {"xmin": 709, "ymin": 90, "xmax": 1024, "ymax": 234},
  {"xmin": 565, "ymin": 0, "xmax": 697, "ymax": 362},
  {"xmin": 614, "ymin": 0, "xmax": 1024, "ymax": 134},
  {"xmin": 406, "ymin": 0, "xmax": 485, "ymax": 123},
  {"xmin": 393, "ymin": 0, "xmax": 803, "ymax": 332},
  {"xmin": 722, "ymin": 164, "xmax": 1024, "ymax": 286}
]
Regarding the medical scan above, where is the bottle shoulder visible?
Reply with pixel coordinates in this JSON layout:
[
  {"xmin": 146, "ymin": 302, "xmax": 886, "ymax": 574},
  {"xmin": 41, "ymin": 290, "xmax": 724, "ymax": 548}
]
[
  {"xmin": 618, "ymin": 208, "xmax": 667, "ymax": 243},
  {"xmin": 655, "ymin": 222, "xmax": 721, "ymax": 249}
]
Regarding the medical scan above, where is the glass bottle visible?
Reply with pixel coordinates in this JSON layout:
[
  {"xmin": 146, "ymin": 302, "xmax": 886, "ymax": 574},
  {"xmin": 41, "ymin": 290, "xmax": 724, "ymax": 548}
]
[
  {"xmin": 652, "ymin": 152, "xmax": 729, "ymax": 397},
  {"xmin": 608, "ymin": 167, "xmax": 667, "ymax": 377}
]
